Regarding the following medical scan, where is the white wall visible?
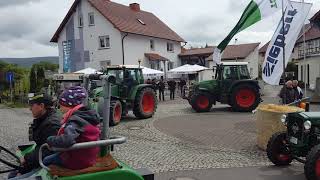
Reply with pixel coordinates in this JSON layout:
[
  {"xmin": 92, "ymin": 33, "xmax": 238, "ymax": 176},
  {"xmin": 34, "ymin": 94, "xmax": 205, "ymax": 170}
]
[
  {"xmin": 124, "ymin": 33, "xmax": 181, "ymax": 67},
  {"xmin": 297, "ymin": 57, "xmax": 320, "ymax": 87},
  {"xmin": 245, "ymin": 47, "xmax": 259, "ymax": 79},
  {"xmin": 81, "ymin": 0, "xmax": 122, "ymax": 69}
]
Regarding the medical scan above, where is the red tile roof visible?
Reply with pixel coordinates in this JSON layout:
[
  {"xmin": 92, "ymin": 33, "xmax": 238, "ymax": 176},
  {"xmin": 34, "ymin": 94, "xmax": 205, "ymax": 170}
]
[
  {"xmin": 259, "ymin": 42, "xmax": 269, "ymax": 54},
  {"xmin": 145, "ymin": 53, "xmax": 169, "ymax": 61},
  {"xmin": 296, "ymin": 24, "xmax": 320, "ymax": 43},
  {"xmin": 51, "ymin": 0, "xmax": 185, "ymax": 43},
  {"xmin": 179, "ymin": 43, "xmax": 259, "ymax": 61},
  {"xmin": 179, "ymin": 46, "xmax": 213, "ymax": 56}
]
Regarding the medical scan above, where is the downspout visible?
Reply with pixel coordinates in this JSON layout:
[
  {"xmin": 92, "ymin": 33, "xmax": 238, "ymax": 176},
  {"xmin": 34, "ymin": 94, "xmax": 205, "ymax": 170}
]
[{"xmin": 122, "ymin": 33, "xmax": 129, "ymax": 65}]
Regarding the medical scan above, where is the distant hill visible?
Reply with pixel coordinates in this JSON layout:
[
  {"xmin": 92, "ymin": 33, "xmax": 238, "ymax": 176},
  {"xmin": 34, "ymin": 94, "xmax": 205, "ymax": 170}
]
[{"xmin": 0, "ymin": 56, "xmax": 59, "ymax": 67}]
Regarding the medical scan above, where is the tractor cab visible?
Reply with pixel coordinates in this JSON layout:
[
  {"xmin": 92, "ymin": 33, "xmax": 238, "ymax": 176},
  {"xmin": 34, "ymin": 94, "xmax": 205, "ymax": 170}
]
[
  {"xmin": 215, "ymin": 62, "xmax": 251, "ymax": 81},
  {"xmin": 52, "ymin": 73, "xmax": 85, "ymax": 97},
  {"xmin": 104, "ymin": 65, "xmax": 144, "ymax": 98}
]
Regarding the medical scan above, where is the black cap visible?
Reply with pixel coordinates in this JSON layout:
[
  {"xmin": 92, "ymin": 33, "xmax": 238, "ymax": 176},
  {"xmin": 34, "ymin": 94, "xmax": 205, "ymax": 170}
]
[{"xmin": 28, "ymin": 93, "xmax": 53, "ymax": 106}]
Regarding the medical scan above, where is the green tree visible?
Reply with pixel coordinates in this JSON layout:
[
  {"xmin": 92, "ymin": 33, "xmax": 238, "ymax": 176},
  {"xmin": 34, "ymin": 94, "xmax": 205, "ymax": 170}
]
[{"xmin": 29, "ymin": 67, "xmax": 37, "ymax": 93}]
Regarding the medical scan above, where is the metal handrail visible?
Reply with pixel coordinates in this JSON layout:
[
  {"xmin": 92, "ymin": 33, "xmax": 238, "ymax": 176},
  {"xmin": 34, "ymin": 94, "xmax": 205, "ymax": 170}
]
[{"xmin": 39, "ymin": 136, "xmax": 126, "ymax": 171}]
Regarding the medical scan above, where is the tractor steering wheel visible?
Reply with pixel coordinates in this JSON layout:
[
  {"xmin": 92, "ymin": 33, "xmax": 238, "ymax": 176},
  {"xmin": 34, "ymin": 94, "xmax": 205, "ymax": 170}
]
[{"xmin": 0, "ymin": 146, "xmax": 22, "ymax": 174}]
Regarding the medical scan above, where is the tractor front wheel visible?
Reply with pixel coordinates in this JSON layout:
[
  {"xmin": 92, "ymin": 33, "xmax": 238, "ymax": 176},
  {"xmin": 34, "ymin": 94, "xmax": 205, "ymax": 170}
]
[
  {"xmin": 266, "ymin": 132, "xmax": 292, "ymax": 166},
  {"xmin": 133, "ymin": 87, "xmax": 157, "ymax": 119},
  {"xmin": 230, "ymin": 84, "xmax": 260, "ymax": 112},
  {"xmin": 305, "ymin": 145, "xmax": 320, "ymax": 180},
  {"xmin": 190, "ymin": 92, "xmax": 212, "ymax": 112},
  {"xmin": 109, "ymin": 100, "xmax": 122, "ymax": 126}
]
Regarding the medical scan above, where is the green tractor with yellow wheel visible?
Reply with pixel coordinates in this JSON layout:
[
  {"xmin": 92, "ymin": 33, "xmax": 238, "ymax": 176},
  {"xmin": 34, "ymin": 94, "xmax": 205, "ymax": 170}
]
[
  {"xmin": 186, "ymin": 62, "xmax": 261, "ymax": 112},
  {"xmin": 90, "ymin": 65, "xmax": 157, "ymax": 126}
]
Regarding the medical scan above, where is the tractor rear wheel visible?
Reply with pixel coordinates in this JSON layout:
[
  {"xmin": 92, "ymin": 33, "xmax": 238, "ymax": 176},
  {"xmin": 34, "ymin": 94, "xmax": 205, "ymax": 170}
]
[
  {"xmin": 230, "ymin": 84, "xmax": 260, "ymax": 112},
  {"xmin": 305, "ymin": 145, "xmax": 320, "ymax": 180},
  {"xmin": 133, "ymin": 87, "xmax": 157, "ymax": 119},
  {"xmin": 109, "ymin": 100, "xmax": 122, "ymax": 126},
  {"xmin": 266, "ymin": 132, "xmax": 292, "ymax": 166},
  {"xmin": 190, "ymin": 92, "xmax": 212, "ymax": 112}
]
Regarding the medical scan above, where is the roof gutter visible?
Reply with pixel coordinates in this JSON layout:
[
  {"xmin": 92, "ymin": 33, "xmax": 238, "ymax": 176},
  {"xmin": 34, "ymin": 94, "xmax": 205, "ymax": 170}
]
[{"xmin": 122, "ymin": 33, "xmax": 129, "ymax": 65}]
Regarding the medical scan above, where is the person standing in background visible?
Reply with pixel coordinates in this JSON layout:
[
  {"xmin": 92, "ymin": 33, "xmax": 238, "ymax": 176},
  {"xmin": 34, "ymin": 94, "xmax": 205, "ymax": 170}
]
[
  {"xmin": 158, "ymin": 76, "xmax": 165, "ymax": 101},
  {"xmin": 168, "ymin": 80, "xmax": 176, "ymax": 100}
]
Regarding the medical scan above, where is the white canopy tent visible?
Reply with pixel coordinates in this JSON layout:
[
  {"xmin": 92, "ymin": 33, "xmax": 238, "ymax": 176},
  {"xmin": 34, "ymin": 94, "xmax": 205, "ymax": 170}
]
[
  {"xmin": 168, "ymin": 64, "xmax": 208, "ymax": 74},
  {"xmin": 141, "ymin": 66, "xmax": 164, "ymax": 78},
  {"xmin": 75, "ymin": 68, "xmax": 102, "ymax": 74}
]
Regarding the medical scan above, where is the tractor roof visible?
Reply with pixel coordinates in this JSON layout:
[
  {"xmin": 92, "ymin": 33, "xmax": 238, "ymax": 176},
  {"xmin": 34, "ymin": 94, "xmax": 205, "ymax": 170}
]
[
  {"xmin": 106, "ymin": 65, "xmax": 142, "ymax": 69},
  {"xmin": 220, "ymin": 62, "xmax": 248, "ymax": 66},
  {"xmin": 53, "ymin": 73, "xmax": 84, "ymax": 81}
]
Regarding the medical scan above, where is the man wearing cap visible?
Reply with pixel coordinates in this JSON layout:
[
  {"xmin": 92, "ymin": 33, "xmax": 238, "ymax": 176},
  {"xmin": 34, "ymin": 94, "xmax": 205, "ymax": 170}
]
[{"xmin": 9, "ymin": 93, "xmax": 61, "ymax": 178}]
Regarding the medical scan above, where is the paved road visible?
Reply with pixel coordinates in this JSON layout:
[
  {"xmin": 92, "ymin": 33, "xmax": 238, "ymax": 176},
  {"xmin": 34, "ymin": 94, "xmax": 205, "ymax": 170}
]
[
  {"xmin": 0, "ymin": 85, "xmax": 318, "ymax": 180},
  {"xmin": 156, "ymin": 165, "xmax": 305, "ymax": 180}
]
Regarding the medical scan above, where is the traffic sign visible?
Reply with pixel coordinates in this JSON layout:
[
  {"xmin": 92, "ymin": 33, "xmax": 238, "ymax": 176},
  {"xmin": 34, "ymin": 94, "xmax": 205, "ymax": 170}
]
[{"xmin": 6, "ymin": 71, "xmax": 14, "ymax": 83}]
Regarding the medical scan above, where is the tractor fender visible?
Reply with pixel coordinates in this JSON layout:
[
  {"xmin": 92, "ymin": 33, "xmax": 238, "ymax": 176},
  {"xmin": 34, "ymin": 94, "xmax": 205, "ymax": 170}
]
[
  {"xmin": 228, "ymin": 80, "xmax": 261, "ymax": 94},
  {"xmin": 129, "ymin": 84, "xmax": 154, "ymax": 100}
]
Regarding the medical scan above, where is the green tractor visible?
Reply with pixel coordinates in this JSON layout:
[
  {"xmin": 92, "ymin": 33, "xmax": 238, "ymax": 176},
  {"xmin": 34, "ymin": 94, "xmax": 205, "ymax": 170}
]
[
  {"xmin": 89, "ymin": 65, "xmax": 157, "ymax": 126},
  {"xmin": 0, "ymin": 75, "xmax": 153, "ymax": 180},
  {"xmin": 52, "ymin": 65, "xmax": 157, "ymax": 126},
  {"xmin": 266, "ymin": 111, "xmax": 320, "ymax": 180},
  {"xmin": 186, "ymin": 62, "xmax": 261, "ymax": 112}
]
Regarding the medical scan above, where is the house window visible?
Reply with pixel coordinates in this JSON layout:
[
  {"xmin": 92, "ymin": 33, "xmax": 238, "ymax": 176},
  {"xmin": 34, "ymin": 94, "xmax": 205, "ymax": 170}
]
[
  {"xmin": 168, "ymin": 62, "xmax": 174, "ymax": 70},
  {"xmin": 100, "ymin": 60, "xmax": 111, "ymax": 69},
  {"xmin": 167, "ymin": 42, "xmax": 174, "ymax": 52},
  {"xmin": 99, "ymin": 36, "xmax": 110, "ymax": 49},
  {"xmin": 78, "ymin": 15, "xmax": 83, "ymax": 27},
  {"xmin": 150, "ymin": 40, "xmax": 155, "ymax": 51},
  {"xmin": 150, "ymin": 61, "xmax": 160, "ymax": 70},
  {"xmin": 88, "ymin": 12, "xmax": 95, "ymax": 26}
]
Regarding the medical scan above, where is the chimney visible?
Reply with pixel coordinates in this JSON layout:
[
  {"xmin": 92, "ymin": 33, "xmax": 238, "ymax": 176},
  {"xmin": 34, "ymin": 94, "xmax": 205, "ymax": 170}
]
[{"xmin": 129, "ymin": 3, "xmax": 140, "ymax": 12}]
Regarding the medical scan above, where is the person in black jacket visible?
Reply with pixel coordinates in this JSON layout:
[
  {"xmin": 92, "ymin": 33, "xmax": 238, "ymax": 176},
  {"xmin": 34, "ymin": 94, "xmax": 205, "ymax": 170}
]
[
  {"xmin": 8, "ymin": 93, "xmax": 61, "ymax": 178},
  {"xmin": 168, "ymin": 80, "xmax": 176, "ymax": 100},
  {"xmin": 158, "ymin": 76, "xmax": 165, "ymax": 101}
]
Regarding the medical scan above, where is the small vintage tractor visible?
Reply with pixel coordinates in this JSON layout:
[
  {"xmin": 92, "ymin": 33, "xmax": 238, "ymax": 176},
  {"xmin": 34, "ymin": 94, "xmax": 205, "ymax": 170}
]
[
  {"xmin": 0, "ymin": 74, "xmax": 154, "ymax": 180},
  {"xmin": 186, "ymin": 62, "xmax": 261, "ymax": 112},
  {"xmin": 266, "ymin": 111, "xmax": 320, "ymax": 180},
  {"xmin": 90, "ymin": 65, "xmax": 157, "ymax": 126}
]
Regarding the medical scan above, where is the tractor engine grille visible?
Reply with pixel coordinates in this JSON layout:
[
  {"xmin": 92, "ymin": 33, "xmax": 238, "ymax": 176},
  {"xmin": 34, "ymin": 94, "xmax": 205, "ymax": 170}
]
[{"xmin": 287, "ymin": 117, "xmax": 304, "ymax": 139}]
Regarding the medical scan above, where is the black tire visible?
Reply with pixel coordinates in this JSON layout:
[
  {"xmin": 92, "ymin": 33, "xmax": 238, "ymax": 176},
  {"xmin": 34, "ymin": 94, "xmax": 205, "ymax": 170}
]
[
  {"xmin": 266, "ymin": 132, "xmax": 292, "ymax": 166},
  {"xmin": 230, "ymin": 83, "xmax": 260, "ymax": 112},
  {"xmin": 304, "ymin": 145, "xmax": 320, "ymax": 180},
  {"xmin": 133, "ymin": 87, "xmax": 157, "ymax": 119},
  {"xmin": 190, "ymin": 91, "xmax": 212, "ymax": 112},
  {"xmin": 109, "ymin": 100, "xmax": 122, "ymax": 126}
]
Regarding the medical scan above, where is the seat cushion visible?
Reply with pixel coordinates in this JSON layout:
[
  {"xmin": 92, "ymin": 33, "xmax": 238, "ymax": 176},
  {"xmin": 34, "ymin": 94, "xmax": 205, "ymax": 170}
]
[{"xmin": 49, "ymin": 154, "xmax": 119, "ymax": 177}]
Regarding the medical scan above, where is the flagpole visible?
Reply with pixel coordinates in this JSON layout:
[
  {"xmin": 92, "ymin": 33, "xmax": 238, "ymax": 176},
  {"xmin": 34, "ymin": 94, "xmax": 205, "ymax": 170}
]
[
  {"xmin": 282, "ymin": 0, "xmax": 287, "ymax": 104},
  {"xmin": 302, "ymin": 0, "xmax": 307, "ymax": 97}
]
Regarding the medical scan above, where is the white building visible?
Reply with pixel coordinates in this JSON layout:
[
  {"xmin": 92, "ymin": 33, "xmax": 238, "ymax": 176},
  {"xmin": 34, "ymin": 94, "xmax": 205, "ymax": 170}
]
[
  {"xmin": 179, "ymin": 43, "xmax": 260, "ymax": 79},
  {"xmin": 51, "ymin": 0, "xmax": 185, "ymax": 74}
]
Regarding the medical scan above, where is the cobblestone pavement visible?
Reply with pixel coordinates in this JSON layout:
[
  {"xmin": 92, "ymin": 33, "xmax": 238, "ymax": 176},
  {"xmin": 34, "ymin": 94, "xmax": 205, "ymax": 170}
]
[{"xmin": 0, "ymin": 85, "xmax": 319, "ymax": 180}]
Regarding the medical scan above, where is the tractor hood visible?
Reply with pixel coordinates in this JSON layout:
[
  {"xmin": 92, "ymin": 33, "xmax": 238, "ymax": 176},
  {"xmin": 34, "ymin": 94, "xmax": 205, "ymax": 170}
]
[
  {"xmin": 297, "ymin": 112, "xmax": 320, "ymax": 122},
  {"xmin": 196, "ymin": 80, "xmax": 217, "ymax": 91}
]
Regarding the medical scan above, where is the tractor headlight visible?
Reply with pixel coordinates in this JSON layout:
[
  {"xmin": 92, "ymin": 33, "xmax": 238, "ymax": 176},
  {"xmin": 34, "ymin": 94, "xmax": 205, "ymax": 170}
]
[
  {"xmin": 304, "ymin": 121, "xmax": 312, "ymax": 130},
  {"xmin": 280, "ymin": 115, "xmax": 287, "ymax": 125}
]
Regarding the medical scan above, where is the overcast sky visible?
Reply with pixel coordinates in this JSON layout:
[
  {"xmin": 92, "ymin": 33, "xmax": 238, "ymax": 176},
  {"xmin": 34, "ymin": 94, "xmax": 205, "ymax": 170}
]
[{"xmin": 0, "ymin": 0, "xmax": 319, "ymax": 58}]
